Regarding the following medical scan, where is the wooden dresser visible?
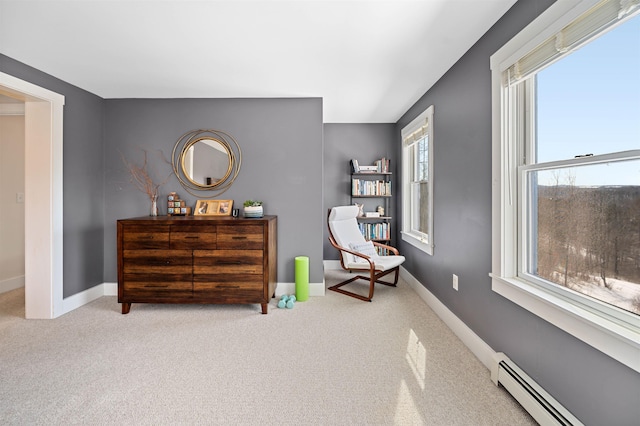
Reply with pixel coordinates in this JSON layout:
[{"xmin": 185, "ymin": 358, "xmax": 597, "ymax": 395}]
[{"xmin": 117, "ymin": 215, "xmax": 277, "ymax": 314}]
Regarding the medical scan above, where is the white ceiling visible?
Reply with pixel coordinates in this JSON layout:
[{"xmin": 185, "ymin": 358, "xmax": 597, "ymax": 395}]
[{"xmin": 0, "ymin": 0, "xmax": 516, "ymax": 123}]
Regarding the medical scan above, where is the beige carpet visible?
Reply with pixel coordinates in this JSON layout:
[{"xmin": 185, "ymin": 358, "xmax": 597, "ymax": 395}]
[{"xmin": 0, "ymin": 270, "xmax": 535, "ymax": 425}]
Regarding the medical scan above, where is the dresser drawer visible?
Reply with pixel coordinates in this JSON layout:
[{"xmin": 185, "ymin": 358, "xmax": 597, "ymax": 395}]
[
  {"xmin": 122, "ymin": 274, "xmax": 193, "ymax": 298},
  {"xmin": 193, "ymin": 249, "xmax": 263, "ymax": 274},
  {"xmin": 170, "ymin": 225, "xmax": 217, "ymax": 249},
  {"xmin": 216, "ymin": 225, "xmax": 264, "ymax": 249},
  {"xmin": 123, "ymin": 249, "xmax": 192, "ymax": 273},
  {"xmin": 122, "ymin": 225, "xmax": 170, "ymax": 250},
  {"xmin": 193, "ymin": 274, "xmax": 264, "ymax": 298}
]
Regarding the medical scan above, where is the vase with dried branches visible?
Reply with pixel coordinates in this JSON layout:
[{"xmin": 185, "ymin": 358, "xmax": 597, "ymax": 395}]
[{"xmin": 121, "ymin": 149, "xmax": 173, "ymax": 216}]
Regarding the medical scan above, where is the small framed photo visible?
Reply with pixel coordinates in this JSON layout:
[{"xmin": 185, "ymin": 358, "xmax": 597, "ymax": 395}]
[{"xmin": 194, "ymin": 199, "xmax": 233, "ymax": 216}]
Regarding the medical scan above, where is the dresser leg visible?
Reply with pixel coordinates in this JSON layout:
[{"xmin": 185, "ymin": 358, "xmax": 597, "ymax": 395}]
[
  {"xmin": 121, "ymin": 303, "xmax": 131, "ymax": 314},
  {"xmin": 261, "ymin": 303, "xmax": 268, "ymax": 314}
]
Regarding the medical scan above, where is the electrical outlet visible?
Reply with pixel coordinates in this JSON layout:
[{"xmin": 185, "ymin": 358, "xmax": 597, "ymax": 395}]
[
  {"xmin": 453, "ymin": 274, "xmax": 459, "ymax": 291},
  {"xmin": 16, "ymin": 192, "xmax": 24, "ymax": 203}
]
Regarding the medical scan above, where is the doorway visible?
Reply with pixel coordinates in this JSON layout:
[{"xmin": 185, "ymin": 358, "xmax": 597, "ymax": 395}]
[{"xmin": 0, "ymin": 71, "xmax": 64, "ymax": 319}]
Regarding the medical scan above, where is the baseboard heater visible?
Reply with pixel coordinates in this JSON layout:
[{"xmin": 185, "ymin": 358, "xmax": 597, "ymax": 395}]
[{"xmin": 491, "ymin": 353, "xmax": 584, "ymax": 426}]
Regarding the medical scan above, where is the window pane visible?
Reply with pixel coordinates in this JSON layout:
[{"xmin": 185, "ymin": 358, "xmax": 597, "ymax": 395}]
[
  {"xmin": 418, "ymin": 138, "xmax": 428, "ymax": 181},
  {"xmin": 410, "ymin": 181, "xmax": 429, "ymax": 236},
  {"xmin": 526, "ymin": 159, "xmax": 640, "ymax": 314},
  {"xmin": 536, "ymin": 14, "xmax": 640, "ymax": 163},
  {"xmin": 410, "ymin": 137, "xmax": 430, "ymax": 237}
]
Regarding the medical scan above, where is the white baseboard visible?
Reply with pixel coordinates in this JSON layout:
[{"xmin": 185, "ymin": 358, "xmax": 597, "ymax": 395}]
[
  {"xmin": 103, "ymin": 282, "xmax": 118, "ymax": 296},
  {"xmin": 61, "ymin": 283, "xmax": 112, "ymax": 315},
  {"xmin": 323, "ymin": 260, "xmax": 342, "ymax": 270},
  {"xmin": 60, "ymin": 280, "xmax": 323, "ymax": 315},
  {"xmin": 400, "ymin": 267, "xmax": 496, "ymax": 370},
  {"xmin": 0, "ymin": 275, "xmax": 25, "ymax": 294},
  {"xmin": 276, "ymin": 281, "xmax": 325, "ymax": 297}
]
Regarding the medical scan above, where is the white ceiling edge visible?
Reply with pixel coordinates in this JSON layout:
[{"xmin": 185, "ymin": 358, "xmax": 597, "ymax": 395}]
[{"xmin": 0, "ymin": 0, "xmax": 517, "ymax": 123}]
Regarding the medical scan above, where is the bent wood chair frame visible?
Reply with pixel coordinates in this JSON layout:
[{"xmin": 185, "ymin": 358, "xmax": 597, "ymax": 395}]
[{"xmin": 327, "ymin": 210, "xmax": 400, "ymax": 302}]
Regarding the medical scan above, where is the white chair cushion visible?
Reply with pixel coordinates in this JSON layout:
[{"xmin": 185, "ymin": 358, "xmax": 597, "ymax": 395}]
[
  {"xmin": 349, "ymin": 241, "xmax": 378, "ymax": 263},
  {"xmin": 329, "ymin": 206, "xmax": 366, "ymax": 266},
  {"xmin": 328, "ymin": 205, "xmax": 360, "ymax": 221},
  {"xmin": 345, "ymin": 254, "xmax": 406, "ymax": 271}
]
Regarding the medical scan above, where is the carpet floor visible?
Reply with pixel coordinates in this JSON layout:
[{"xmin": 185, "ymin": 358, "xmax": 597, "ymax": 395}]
[{"xmin": 0, "ymin": 270, "xmax": 535, "ymax": 425}]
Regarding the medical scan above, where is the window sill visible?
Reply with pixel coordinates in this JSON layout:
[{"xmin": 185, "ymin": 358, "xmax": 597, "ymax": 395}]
[
  {"xmin": 401, "ymin": 232, "xmax": 433, "ymax": 255},
  {"xmin": 491, "ymin": 274, "xmax": 640, "ymax": 373}
]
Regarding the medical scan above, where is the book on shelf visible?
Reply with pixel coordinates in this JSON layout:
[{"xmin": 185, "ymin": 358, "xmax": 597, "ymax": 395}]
[
  {"xmin": 358, "ymin": 222, "xmax": 391, "ymax": 241},
  {"xmin": 351, "ymin": 178, "xmax": 392, "ymax": 196},
  {"xmin": 365, "ymin": 212, "xmax": 380, "ymax": 218},
  {"xmin": 350, "ymin": 158, "xmax": 391, "ymax": 174},
  {"xmin": 358, "ymin": 165, "xmax": 378, "ymax": 172},
  {"xmin": 374, "ymin": 157, "xmax": 390, "ymax": 173}
]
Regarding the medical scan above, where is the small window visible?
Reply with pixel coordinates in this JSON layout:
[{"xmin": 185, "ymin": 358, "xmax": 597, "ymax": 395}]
[{"xmin": 401, "ymin": 105, "xmax": 434, "ymax": 255}]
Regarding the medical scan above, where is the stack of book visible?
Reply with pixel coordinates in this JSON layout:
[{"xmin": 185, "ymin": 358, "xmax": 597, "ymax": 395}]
[{"xmin": 350, "ymin": 158, "xmax": 391, "ymax": 173}]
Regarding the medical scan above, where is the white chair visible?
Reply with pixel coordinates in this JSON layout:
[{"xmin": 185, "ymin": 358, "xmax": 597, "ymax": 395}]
[{"xmin": 327, "ymin": 205, "xmax": 405, "ymax": 301}]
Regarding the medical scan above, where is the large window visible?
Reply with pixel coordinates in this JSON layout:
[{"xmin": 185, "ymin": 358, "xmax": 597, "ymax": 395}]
[
  {"xmin": 491, "ymin": 0, "xmax": 639, "ymax": 372},
  {"xmin": 401, "ymin": 105, "xmax": 434, "ymax": 255}
]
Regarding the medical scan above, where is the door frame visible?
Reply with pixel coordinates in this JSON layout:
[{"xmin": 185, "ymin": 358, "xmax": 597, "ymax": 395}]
[{"xmin": 0, "ymin": 71, "xmax": 64, "ymax": 319}]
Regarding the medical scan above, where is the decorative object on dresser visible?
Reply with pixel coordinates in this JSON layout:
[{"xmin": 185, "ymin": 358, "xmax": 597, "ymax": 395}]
[
  {"xmin": 166, "ymin": 192, "xmax": 192, "ymax": 216},
  {"xmin": 194, "ymin": 199, "xmax": 233, "ymax": 216},
  {"xmin": 243, "ymin": 200, "xmax": 264, "ymax": 218},
  {"xmin": 120, "ymin": 148, "xmax": 173, "ymax": 216},
  {"xmin": 172, "ymin": 129, "xmax": 242, "ymax": 197},
  {"xmin": 117, "ymin": 215, "xmax": 277, "ymax": 314}
]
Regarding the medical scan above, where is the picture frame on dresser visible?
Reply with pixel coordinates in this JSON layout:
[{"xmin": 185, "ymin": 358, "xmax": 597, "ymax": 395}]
[{"xmin": 194, "ymin": 199, "xmax": 233, "ymax": 216}]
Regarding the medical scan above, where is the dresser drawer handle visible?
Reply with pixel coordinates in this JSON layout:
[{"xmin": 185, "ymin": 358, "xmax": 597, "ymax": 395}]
[
  {"xmin": 218, "ymin": 285, "xmax": 240, "ymax": 289},
  {"xmin": 184, "ymin": 236, "xmax": 199, "ymax": 239},
  {"xmin": 231, "ymin": 236, "xmax": 247, "ymax": 240}
]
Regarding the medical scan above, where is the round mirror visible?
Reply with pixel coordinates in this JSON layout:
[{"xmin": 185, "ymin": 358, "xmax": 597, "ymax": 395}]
[
  {"xmin": 172, "ymin": 129, "xmax": 242, "ymax": 197},
  {"xmin": 181, "ymin": 137, "xmax": 232, "ymax": 187}
]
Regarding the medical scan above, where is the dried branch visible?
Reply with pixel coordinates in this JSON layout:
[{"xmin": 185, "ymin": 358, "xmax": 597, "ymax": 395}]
[{"xmin": 120, "ymin": 149, "xmax": 173, "ymax": 200}]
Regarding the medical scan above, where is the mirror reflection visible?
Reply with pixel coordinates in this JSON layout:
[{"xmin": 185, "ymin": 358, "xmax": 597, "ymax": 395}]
[{"xmin": 181, "ymin": 138, "xmax": 232, "ymax": 187}]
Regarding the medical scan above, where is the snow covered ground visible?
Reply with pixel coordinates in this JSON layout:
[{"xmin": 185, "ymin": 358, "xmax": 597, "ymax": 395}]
[{"xmin": 568, "ymin": 276, "xmax": 640, "ymax": 314}]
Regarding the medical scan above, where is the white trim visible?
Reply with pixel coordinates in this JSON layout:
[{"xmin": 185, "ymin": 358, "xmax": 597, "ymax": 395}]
[
  {"xmin": 61, "ymin": 284, "xmax": 111, "ymax": 314},
  {"xmin": 401, "ymin": 105, "xmax": 435, "ymax": 256},
  {"xmin": 0, "ymin": 275, "xmax": 25, "ymax": 293},
  {"xmin": 103, "ymin": 282, "xmax": 118, "ymax": 296},
  {"xmin": 491, "ymin": 275, "xmax": 639, "ymax": 372},
  {"xmin": 0, "ymin": 103, "xmax": 25, "ymax": 115},
  {"xmin": 400, "ymin": 267, "xmax": 496, "ymax": 370},
  {"xmin": 400, "ymin": 231, "xmax": 432, "ymax": 254},
  {"xmin": 275, "ymin": 281, "xmax": 325, "ymax": 297},
  {"xmin": 0, "ymin": 72, "xmax": 65, "ymax": 319},
  {"xmin": 490, "ymin": 0, "xmax": 640, "ymax": 373},
  {"xmin": 62, "ymin": 281, "xmax": 322, "ymax": 314}
]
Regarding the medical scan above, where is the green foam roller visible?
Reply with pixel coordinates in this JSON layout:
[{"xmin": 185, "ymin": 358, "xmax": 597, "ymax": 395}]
[{"xmin": 295, "ymin": 256, "xmax": 309, "ymax": 301}]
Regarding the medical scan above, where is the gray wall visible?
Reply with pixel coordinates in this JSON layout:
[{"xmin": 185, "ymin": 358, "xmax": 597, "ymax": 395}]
[
  {"xmin": 3, "ymin": 0, "xmax": 638, "ymax": 420},
  {"xmin": 323, "ymin": 123, "xmax": 396, "ymax": 260},
  {"xmin": 103, "ymin": 98, "xmax": 324, "ymax": 285},
  {"xmin": 0, "ymin": 54, "xmax": 105, "ymax": 298},
  {"xmin": 394, "ymin": 0, "xmax": 639, "ymax": 424}
]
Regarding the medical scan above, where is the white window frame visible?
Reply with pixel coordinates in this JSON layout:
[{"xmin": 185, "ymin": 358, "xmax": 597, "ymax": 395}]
[
  {"xmin": 401, "ymin": 105, "xmax": 434, "ymax": 255},
  {"xmin": 490, "ymin": 0, "xmax": 640, "ymax": 373}
]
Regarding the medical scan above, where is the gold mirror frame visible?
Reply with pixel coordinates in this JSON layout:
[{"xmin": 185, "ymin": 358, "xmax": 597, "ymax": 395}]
[
  {"xmin": 172, "ymin": 129, "xmax": 242, "ymax": 197},
  {"xmin": 181, "ymin": 137, "xmax": 233, "ymax": 187}
]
